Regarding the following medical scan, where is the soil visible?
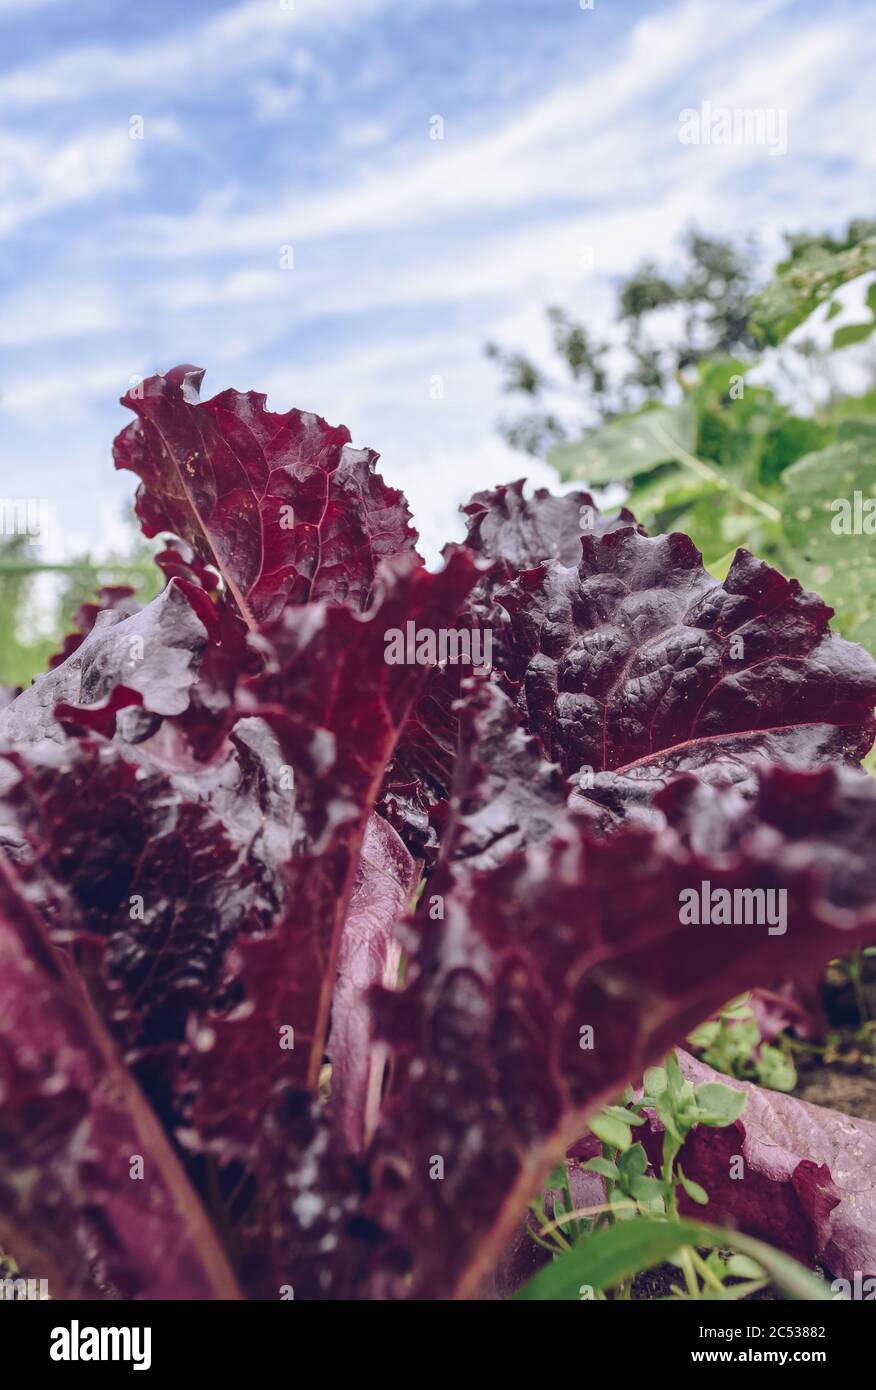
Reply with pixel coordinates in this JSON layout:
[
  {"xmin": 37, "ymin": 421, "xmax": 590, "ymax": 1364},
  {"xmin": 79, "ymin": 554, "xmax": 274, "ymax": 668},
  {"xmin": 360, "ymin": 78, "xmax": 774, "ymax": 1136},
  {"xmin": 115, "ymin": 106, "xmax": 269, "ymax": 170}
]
[
  {"xmin": 631, "ymin": 1263, "xmax": 779, "ymax": 1300},
  {"xmin": 794, "ymin": 1033, "xmax": 876, "ymax": 1122}
]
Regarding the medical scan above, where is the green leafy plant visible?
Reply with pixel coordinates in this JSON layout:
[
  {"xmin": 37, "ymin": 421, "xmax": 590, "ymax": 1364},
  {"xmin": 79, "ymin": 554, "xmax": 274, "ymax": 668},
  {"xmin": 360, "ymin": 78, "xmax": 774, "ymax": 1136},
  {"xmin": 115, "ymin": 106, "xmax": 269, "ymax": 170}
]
[
  {"xmin": 551, "ymin": 355, "xmax": 876, "ymax": 652},
  {"xmin": 523, "ymin": 1053, "xmax": 828, "ymax": 1301},
  {"xmin": 515, "ymin": 1217, "xmax": 829, "ymax": 1302},
  {"xmin": 524, "ymin": 1050, "xmax": 809, "ymax": 1300},
  {"xmin": 0, "ymin": 529, "xmax": 161, "ymax": 689},
  {"xmin": 688, "ymin": 998, "xmax": 797, "ymax": 1094},
  {"xmin": 750, "ymin": 221, "xmax": 876, "ymax": 346},
  {"xmin": 485, "ymin": 230, "xmax": 759, "ymax": 458},
  {"xmin": 488, "ymin": 218, "xmax": 876, "ymax": 655}
]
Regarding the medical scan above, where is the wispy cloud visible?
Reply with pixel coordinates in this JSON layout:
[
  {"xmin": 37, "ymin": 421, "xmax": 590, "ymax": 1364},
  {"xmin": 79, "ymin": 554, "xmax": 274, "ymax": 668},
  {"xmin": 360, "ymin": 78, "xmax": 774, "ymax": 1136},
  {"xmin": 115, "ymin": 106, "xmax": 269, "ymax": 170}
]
[
  {"xmin": 0, "ymin": 0, "xmax": 874, "ymax": 559},
  {"xmin": 0, "ymin": 120, "xmax": 182, "ymax": 236},
  {"xmin": 0, "ymin": 0, "xmax": 430, "ymax": 109},
  {"xmin": 128, "ymin": 0, "xmax": 786, "ymax": 257}
]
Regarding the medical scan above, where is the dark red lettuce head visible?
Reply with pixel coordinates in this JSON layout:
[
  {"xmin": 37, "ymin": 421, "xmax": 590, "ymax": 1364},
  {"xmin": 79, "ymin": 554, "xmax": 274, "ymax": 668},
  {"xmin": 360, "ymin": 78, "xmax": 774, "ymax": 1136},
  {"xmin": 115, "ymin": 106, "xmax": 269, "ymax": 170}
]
[
  {"xmin": 364, "ymin": 765, "xmax": 876, "ymax": 1298},
  {"xmin": 114, "ymin": 366, "xmax": 418, "ymax": 629},
  {"xmin": 0, "ymin": 850, "xmax": 239, "ymax": 1300},
  {"xmin": 495, "ymin": 531, "xmax": 876, "ymax": 783},
  {"xmin": 2, "ymin": 368, "xmax": 875, "ymax": 1306}
]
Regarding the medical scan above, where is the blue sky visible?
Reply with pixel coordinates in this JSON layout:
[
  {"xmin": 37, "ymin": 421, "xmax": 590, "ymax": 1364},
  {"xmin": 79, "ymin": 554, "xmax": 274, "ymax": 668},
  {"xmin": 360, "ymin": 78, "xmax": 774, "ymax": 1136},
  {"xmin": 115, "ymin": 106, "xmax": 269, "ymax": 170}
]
[{"xmin": 1, "ymin": 0, "xmax": 875, "ymax": 561}]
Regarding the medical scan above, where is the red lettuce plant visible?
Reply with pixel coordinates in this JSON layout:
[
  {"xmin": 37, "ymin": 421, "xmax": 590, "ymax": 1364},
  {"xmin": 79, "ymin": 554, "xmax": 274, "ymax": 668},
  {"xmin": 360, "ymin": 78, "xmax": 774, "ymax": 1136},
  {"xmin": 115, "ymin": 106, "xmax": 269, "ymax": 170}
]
[{"xmin": 1, "ymin": 367, "xmax": 875, "ymax": 1300}]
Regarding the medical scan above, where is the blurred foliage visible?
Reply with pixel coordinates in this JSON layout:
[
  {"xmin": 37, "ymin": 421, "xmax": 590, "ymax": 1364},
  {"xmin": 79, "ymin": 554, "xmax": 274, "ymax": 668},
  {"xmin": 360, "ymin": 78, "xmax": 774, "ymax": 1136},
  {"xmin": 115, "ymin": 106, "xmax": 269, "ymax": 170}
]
[
  {"xmin": 487, "ymin": 218, "xmax": 876, "ymax": 657},
  {"xmin": 0, "ymin": 524, "xmax": 161, "ymax": 689},
  {"xmin": 751, "ymin": 220, "xmax": 876, "ymax": 346},
  {"xmin": 485, "ymin": 228, "xmax": 760, "ymax": 458}
]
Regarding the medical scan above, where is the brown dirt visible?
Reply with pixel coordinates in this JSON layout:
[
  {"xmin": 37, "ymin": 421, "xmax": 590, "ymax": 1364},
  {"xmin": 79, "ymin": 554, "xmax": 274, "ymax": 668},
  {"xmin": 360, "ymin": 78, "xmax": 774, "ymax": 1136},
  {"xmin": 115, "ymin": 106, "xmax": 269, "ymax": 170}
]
[
  {"xmin": 630, "ymin": 1263, "xmax": 779, "ymax": 1299},
  {"xmin": 795, "ymin": 1056, "xmax": 876, "ymax": 1120}
]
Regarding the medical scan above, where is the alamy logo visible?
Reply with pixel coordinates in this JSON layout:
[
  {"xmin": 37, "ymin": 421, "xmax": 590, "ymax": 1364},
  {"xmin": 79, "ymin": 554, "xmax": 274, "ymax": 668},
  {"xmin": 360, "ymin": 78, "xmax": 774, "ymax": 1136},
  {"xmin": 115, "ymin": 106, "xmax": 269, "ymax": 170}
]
[
  {"xmin": 830, "ymin": 1271, "xmax": 876, "ymax": 1299},
  {"xmin": 831, "ymin": 492, "xmax": 876, "ymax": 534},
  {"xmin": 0, "ymin": 497, "xmax": 50, "ymax": 540},
  {"xmin": 678, "ymin": 101, "xmax": 788, "ymax": 156},
  {"xmin": 679, "ymin": 881, "xmax": 787, "ymax": 936},
  {"xmin": 383, "ymin": 623, "xmax": 492, "ymax": 673},
  {"xmin": 50, "ymin": 1321, "xmax": 151, "ymax": 1370},
  {"xmin": 1, "ymin": 1277, "xmax": 48, "ymax": 1300}
]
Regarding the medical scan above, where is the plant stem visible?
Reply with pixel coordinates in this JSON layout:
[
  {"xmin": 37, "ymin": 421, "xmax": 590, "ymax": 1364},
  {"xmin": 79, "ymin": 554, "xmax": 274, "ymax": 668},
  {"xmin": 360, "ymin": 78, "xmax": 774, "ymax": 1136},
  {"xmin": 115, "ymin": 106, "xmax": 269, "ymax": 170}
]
[
  {"xmin": 652, "ymin": 422, "xmax": 782, "ymax": 524},
  {"xmin": 0, "ymin": 559, "xmax": 157, "ymax": 578},
  {"xmin": 538, "ymin": 1199, "xmax": 640, "ymax": 1238},
  {"xmin": 689, "ymin": 1247, "xmax": 726, "ymax": 1295},
  {"xmin": 848, "ymin": 952, "xmax": 869, "ymax": 1023},
  {"xmin": 679, "ymin": 1245, "xmax": 700, "ymax": 1299}
]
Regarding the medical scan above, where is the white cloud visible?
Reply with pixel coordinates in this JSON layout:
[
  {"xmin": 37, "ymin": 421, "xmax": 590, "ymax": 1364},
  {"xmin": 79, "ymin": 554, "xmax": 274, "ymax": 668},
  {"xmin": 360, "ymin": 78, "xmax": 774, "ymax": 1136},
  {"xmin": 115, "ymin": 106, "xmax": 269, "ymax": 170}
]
[
  {"xmin": 129, "ymin": 0, "xmax": 789, "ymax": 259},
  {"xmin": 0, "ymin": 0, "xmax": 425, "ymax": 110},
  {"xmin": 1, "ymin": 362, "xmax": 125, "ymax": 417},
  {"xmin": 3, "ymin": 0, "xmax": 876, "ymax": 562},
  {"xmin": 0, "ymin": 284, "xmax": 120, "ymax": 347},
  {"xmin": 0, "ymin": 120, "xmax": 182, "ymax": 236}
]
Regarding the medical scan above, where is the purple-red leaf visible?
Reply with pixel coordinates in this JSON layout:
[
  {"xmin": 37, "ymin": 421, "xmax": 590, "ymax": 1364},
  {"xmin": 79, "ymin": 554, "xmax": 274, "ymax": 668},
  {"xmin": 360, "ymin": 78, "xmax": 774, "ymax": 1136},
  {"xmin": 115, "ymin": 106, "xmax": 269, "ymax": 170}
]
[
  {"xmin": 0, "ymin": 730, "xmax": 284, "ymax": 1135},
  {"xmin": 0, "ymin": 580, "xmax": 209, "ymax": 748},
  {"xmin": 460, "ymin": 478, "xmax": 643, "ymax": 574},
  {"xmin": 114, "ymin": 366, "xmax": 418, "ymax": 629},
  {"xmin": 649, "ymin": 1052, "xmax": 876, "ymax": 1281},
  {"xmin": 180, "ymin": 550, "xmax": 480, "ymax": 1152},
  {"xmin": 377, "ymin": 484, "xmax": 632, "ymax": 857},
  {"xmin": 0, "ymin": 853, "xmax": 239, "ymax": 1300},
  {"xmin": 495, "ymin": 533, "xmax": 876, "ymax": 780},
  {"xmin": 438, "ymin": 677, "xmax": 569, "ymax": 873},
  {"xmin": 47, "ymin": 585, "xmax": 140, "ymax": 671},
  {"xmin": 328, "ymin": 814, "xmax": 420, "ymax": 1154},
  {"xmin": 365, "ymin": 765, "xmax": 876, "ymax": 1298}
]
